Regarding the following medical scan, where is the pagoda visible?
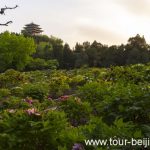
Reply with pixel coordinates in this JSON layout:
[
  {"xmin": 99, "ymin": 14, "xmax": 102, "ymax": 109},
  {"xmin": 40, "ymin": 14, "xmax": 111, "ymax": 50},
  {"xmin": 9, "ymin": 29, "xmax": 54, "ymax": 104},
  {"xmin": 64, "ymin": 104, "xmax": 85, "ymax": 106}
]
[{"xmin": 22, "ymin": 22, "xmax": 43, "ymax": 36}]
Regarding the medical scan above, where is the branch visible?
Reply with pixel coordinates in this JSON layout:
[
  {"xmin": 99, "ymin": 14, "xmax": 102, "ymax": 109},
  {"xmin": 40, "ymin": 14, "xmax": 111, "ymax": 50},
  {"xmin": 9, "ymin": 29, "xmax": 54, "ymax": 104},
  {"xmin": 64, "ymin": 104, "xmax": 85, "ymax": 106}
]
[
  {"xmin": 0, "ymin": 21, "xmax": 13, "ymax": 26},
  {"xmin": 0, "ymin": 5, "xmax": 18, "ymax": 15}
]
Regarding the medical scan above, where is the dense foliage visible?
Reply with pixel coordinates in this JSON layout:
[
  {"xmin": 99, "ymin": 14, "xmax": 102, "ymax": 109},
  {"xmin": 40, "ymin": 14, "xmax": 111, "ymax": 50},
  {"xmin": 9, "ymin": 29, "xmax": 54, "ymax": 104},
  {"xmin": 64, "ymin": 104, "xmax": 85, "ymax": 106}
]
[
  {"xmin": 0, "ymin": 63, "xmax": 150, "ymax": 149},
  {"xmin": 0, "ymin": 32, "xmax": 36, "ymax": 72},
  {"xmin": 31, "ymin": 34, "xmax": 150, "ymax": 70},
  {"xmin": 0, "ymin": 31, "xmax": 150, "ymax": 72}
]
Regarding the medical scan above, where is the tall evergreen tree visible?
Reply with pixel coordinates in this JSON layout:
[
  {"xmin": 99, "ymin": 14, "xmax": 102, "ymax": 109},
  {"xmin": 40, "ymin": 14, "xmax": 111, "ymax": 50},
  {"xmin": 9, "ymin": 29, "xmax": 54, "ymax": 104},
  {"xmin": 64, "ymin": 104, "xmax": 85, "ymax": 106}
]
[{"xmin": 63, "ymin": 43, "xmax": 74, "ymax": 69}]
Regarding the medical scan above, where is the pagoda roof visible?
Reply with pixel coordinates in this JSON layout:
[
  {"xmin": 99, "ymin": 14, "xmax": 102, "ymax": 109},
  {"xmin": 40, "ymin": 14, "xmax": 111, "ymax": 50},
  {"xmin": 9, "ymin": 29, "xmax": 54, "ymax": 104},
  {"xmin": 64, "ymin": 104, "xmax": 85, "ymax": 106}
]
[
  {"xmin": 22, "ymin": 22, "xmax": 44, "ymax": 35},
  {"xmin": 23, "ymin": 26, "xmax": 43, "ymax": 31},
  {"xmin": 25, "ymin": 22, "xmax": 40, "ymax": 27},
  {"xmin": 24, "ymin": 22, "xmax": 43, "ymax": 33}
]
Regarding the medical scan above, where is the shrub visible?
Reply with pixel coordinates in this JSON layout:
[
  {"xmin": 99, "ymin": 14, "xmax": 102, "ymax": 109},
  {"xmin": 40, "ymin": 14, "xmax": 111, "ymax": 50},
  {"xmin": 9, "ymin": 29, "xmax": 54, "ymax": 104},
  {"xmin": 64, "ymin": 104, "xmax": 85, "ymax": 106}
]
[
  {"xmin": 26, "ymin": 58, "xmax": 59, "ymax": 71},
  {"xmin": 0, "ymin": 110, "xmax": 69, "ymax": 150},
  {"xmin": 0, "ymin": 69, "xmax": 26, "ymax": 88},
  {"xmin": 26, "ymin": 58, "xmax": 47, "ymax": 70},
  {"xmin": 23, "ymin": 83, "xmax": 49, "ymax": 102},
  {"xmin": 11, "ymin": 87, "xmax": 24, "ymax": 97},
  {"xmin": 0, "ymin": 88, "xmax": 10, "ymax": 98},
  {"xmin": 59, "ymin": 97, "xmax": 92, "ymax": 126},
  {"xmin": 69, "ymin": 75, "xmax": 86, "ymax": 87},
  {"xmin": 1, "ymin": 96, "xmax": 30, "ymax": 109},
  {"xmin": 49, "ymin": 75, "xmax": 70, "ymax": 98},
  {"xmin": 78, "ymin": 82, "xmax": 110, "ymax": 104},
  {"xmin": 80, "ymin": 117, "xmax": 142, "ymax": 149},
  {"xmin": 46, "ymin": 59, "xmax": 59, "ymax": 70}
]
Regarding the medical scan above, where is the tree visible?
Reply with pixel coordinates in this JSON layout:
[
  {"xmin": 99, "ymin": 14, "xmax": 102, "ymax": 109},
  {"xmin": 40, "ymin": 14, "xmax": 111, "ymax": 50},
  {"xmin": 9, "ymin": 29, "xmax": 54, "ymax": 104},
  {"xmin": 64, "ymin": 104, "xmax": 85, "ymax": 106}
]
[
  {"xmin": 34, "ymin": 42, "xmax": 53, "ymax": 60},
  {"xmin": 0, "ymin": 32, "xmax": 36, "ymax": 72},
  {"xmin": 0, "ymin": 5, "xmax": 18, "ymax": 26},
  {"xmin": 74, "ymin": 42, "xmax": 89, "ymax": 68},
  {"xmin": 85, "ymin": 41, "xmax": 108, "ymax": 67},
  {"xmin": 74, "ymin": 42, "xmax": 84, "ymax": 53},
  {"xmin": 62, "ymin": 43, "xmax": 74, "ymax": 69},
  {"xmin": 86, "ymin": 47, "xmax": 99, "ymax": 67},
  {"xmin": 125, "ymin": 34, "xmax": 150, "ymax": 64},
  {"xmin": 50, "ymin": 36, "xmax": 64, "ymax": 68}
]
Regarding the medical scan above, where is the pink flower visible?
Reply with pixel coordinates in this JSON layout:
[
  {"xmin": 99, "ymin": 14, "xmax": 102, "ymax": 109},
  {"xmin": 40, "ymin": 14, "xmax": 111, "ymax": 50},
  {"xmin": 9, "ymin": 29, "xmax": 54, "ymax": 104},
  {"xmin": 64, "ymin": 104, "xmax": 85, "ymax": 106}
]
[
  {"xmin": 47, "ymin": 96, "xmax": 52, "ymax": 101},
  {"xmin": 59, "ymin": 95, "xmax": 70, "ymax": 101},
  {"xmin": 26, "ymin": 108, "xmax": 41, "ymax": 116},
  {"xmin": 26, "ymin": 108, "xmax": 36, "ymax": 115},
  {"xmin": 26, "ymin": 99, "xmax": 33, "ymax": 104}
]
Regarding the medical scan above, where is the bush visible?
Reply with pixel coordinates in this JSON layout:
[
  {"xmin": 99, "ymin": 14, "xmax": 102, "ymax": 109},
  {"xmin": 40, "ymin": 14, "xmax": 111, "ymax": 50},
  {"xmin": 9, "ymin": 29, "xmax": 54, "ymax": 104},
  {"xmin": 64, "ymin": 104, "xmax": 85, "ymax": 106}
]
[
  {"xmin": 78, "ymin": 82, "xmax": 110, "ymax": 104},
  {"xmin": 26, "ymin": 58, "xmax": 47, "ymax": 70},
  {"xmin": 80, "ymin": 117, "xmax": 141, "ymax": 149},
  {"xmin": 46, "ymin": 59, "xmax": 59, "ymax": 70},
  {"xmin": 49, "ymin": 75, "xmax": 70, "ymax": 98},
  {"xmin": 1, "ymin": 96, "xmax": 30, "ymax": 109},
  {"xmin": 59, "ymin": 97, "xmax": 92, "ymax": 126},
  {"xmin": 0, "ymin": 88, "xmax": 10, "ymax": 98},
  {"xmin": 26, "ymin": 58, "xmax": 59, "ymax": 71},
  {"xmin": 23, "ymin": 83, "xmax": 49, "ymax": 102},
  {"xmin": 11, "ymin": 87, "xmax": 24, "ymax": 97},
  {"xmin": 0, "ymin": 110, "xmax": 69, "ymax": 150},
  {"xmin": 0, "ymin": 69, "xmax": 27, "ymax": 88},
  {"xmin": 69, "ymin": 75, "xmax": 86, "ymax": 87}
]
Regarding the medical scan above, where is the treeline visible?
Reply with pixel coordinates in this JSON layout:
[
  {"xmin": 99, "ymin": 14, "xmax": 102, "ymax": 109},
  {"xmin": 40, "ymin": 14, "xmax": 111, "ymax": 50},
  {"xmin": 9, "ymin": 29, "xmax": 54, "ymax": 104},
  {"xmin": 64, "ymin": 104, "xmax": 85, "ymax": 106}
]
[
  {"xmin": 0, "ymin": 31, "xmax": 150, "ymax": 72},
  {"xmin": 32, "ymin": 34, "xmax": 150, "ymax": 69}
]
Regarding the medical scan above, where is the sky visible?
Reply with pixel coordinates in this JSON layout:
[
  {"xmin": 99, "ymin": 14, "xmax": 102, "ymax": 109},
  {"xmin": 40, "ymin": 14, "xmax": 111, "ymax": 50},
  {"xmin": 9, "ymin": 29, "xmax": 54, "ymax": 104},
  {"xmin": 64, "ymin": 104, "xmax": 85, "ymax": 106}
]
[{"xmin": 0, "ymin": 0, "xmax": 150, "ymax": 47}]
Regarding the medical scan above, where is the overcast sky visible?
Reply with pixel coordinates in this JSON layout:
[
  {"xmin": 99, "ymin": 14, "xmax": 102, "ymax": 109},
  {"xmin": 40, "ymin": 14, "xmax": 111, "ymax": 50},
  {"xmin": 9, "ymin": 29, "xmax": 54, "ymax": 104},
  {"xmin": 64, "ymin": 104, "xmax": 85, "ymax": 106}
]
[{"xmin": 0, "ymin": 0, "xmax": 150, "ymax": 47}]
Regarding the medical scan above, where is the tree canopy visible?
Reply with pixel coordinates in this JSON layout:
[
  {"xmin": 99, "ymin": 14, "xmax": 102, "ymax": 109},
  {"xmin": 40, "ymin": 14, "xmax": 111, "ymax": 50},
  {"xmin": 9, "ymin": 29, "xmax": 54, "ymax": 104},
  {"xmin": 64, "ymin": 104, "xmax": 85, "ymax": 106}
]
[
  {"xmin": 0, "ymin": 32, "xmax": 36, "ymax": 72},
  {"xmin": 0, "ymin": 32, "xmax": 149, "ymax": 72}
]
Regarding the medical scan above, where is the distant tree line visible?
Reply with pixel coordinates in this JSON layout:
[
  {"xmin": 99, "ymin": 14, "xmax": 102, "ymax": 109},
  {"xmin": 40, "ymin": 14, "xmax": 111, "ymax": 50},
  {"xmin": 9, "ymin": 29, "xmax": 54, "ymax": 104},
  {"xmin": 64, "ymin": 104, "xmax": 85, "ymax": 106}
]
[
  {"xmin": 0, "ymin": 31, "xmax": 150, "ymax": 72},
  {"xmin": 31, "ymin": 34, "xmax": 150, "ymax": 69}
]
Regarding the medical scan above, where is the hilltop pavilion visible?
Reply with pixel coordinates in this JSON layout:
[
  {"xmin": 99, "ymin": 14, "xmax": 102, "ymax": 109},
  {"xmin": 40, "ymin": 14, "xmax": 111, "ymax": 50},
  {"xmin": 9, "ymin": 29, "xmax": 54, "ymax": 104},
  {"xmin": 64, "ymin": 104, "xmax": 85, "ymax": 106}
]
[{"xmin": 22, "ymin": 22, "xmax": 43, "ymax": 36}]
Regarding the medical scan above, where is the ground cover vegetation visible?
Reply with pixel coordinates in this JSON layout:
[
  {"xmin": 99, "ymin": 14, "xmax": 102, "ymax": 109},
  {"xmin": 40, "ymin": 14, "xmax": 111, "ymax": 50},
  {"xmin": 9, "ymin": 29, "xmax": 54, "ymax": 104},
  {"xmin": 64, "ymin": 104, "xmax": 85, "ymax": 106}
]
[{"xmin": 0, "ymin": 63, "xmax": 150, "ymax": 149}]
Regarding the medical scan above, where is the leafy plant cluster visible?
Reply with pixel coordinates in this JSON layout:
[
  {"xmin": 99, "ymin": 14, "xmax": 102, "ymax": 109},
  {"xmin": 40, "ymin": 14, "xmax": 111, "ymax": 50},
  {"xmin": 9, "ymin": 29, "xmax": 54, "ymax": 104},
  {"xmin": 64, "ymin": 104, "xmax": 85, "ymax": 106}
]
[{"xmin": 0, "ymin": 63, "xmax": 150, "ymax": 149}]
